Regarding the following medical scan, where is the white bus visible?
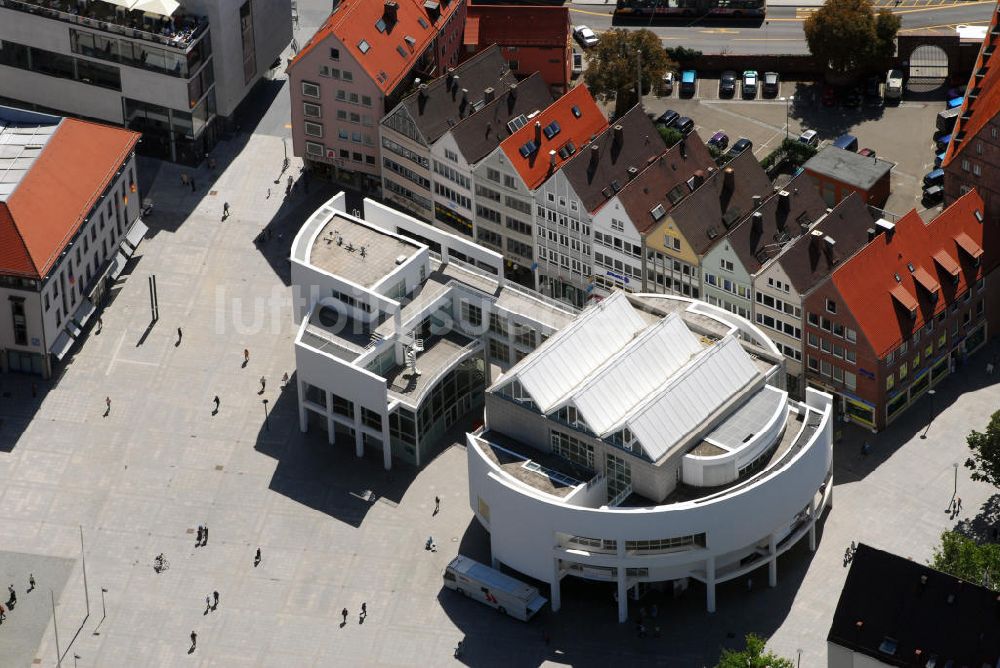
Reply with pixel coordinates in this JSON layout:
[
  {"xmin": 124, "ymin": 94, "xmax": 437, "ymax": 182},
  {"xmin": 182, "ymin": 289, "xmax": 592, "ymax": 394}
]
[{"xmin": 443, "ymin": 556, "xmax": 548, "ymax": 622}]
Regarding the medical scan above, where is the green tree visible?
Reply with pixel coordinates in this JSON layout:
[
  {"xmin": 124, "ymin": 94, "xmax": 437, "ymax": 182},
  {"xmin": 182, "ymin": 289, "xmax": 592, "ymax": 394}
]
[
  {"xmin": 657, "ymin": 125, "xmax": 684, "ymax": 148},
  {"xmin": 965, "ymin": 409, "xmax": 1000, "ymax": 487},
  {"xmin": 931, "ymin": 531, "xmax": 1000, "ymax": 591},
  {"xmin": 716, "ymin": 634, "xmax": 795, "ymax": 668},
  {"xmin": 804, "ymin": 0, "xmax": 900, "ymax": 76},
  {"xmin": 584, "ymin": 29, "xmax": 674, "ymax": 117}
]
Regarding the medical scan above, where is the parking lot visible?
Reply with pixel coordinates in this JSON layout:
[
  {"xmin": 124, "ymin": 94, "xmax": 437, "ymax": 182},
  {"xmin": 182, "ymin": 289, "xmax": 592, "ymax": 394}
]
[{"xmin": 644, "ymin": 75, "xmax": 947, "ymax": 219}]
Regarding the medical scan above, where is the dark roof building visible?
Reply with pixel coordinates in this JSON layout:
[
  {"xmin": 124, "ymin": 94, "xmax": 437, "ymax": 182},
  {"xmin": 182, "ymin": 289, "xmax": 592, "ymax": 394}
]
[
  {"xmin": 449, "ymin": 72, "xmax": 553, "ymax": 166},
  {"xmin": 726, "ymin": 173, "xmax": 829, "ymax": 275},
  {"xmin": 828, "ymin": 542, "xmax": 1000, "ymax": 667},
  {"xmin": 558, "ymin": 105, "xmax": 666, "ymax": 215},
  {"xmin": 802, "ymin": 146, "xmax": 894, "ymax": 208}
]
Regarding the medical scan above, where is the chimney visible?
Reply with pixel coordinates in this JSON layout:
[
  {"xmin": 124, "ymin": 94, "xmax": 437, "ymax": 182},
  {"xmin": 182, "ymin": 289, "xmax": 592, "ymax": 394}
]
[
  {"xmin": 679, "ymin": 138, "xmax": 686, "ymax": 158},
  {"xmin": 723, "ymin": 167, "xmax": 735, "ymax": 191},
  {"xmin": 549, "ymin": 149, "xmax": 557, "ymax": 168},
  {"xmin": 509, "ymin": 83, "xmax": 517, "ymax": 99},
  {"xmin": 613, "ymin": 124, "xmax": 624, "ymax": 145},
  {"xmin": 778, "ymin": 190, "xmax": 790, "ymax": 210},
  {"xmin": 751, "ymin": 211, "xmax": 763, "ymax": 231},
  {"xmin": 823, "ymin": 235, "xmax": 836, "ymax": 264},
  {"xmin": 451, "ymin": 75, "xmax": 460, "ymax": 97},
  {"xmin": 589, "ymin": 143, "xmax": 600, "ymax": 170},
  {"xmin": 484, "ymin": 87, "xmax": 495, "ymax": 103},
  {"xmin": 627, "ymin": 166, "xmax": 639, "ymax": 180},
  {"xmin": 810, "ymin": 228, "xmax": 824, "ymax": 250},
  {"xmin": 461, "ymin": 88, "xmax": 468, "ymax": 103},
  {"xmin": 384, "ymin": 0, "xmax": 398, "ymax": 26},
  {"xmin": 418, "ymin": 83, "xmax": 428, "ymax": 99},
  {"xmin": 692, "ymin": 169, "xmax": 706, "ymax": 189},
  {"xmin": 875, "ymin": 218, "xmax": 895, "ymax": 240},
  {"xmin": 535, "ymin": 120, "xmax": 542, "ymax": 144},
  {"xmin": 752, "ymin": 194, "xmax": 762, "ymax": 208},
  {"xmin": 867, "ymin": 227, "xmax": 876, "ymax": 241}
]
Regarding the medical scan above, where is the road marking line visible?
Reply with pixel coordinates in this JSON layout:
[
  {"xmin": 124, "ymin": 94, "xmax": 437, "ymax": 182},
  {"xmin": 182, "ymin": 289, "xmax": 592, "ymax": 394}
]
[
  {"xmin": 569, "ymin": 7, "xmax": 612, "ymax": 17},
  {"xmin": 893, "ymin": 0, "xmax": 994, "ymax": 13},
  {"xmin": 106, "ymin": 329, "xmax": 127, "ymax": 376}
]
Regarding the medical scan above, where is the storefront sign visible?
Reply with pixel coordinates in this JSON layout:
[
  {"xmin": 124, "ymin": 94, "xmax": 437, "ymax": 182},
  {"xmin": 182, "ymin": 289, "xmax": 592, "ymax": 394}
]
[
  {"xmin": 606, "ymin": 270, "xmax": 631, "ymax": 285},
  {"xmin": 859, "ymin": 367, "xmax": 875, "ymax": 380}
]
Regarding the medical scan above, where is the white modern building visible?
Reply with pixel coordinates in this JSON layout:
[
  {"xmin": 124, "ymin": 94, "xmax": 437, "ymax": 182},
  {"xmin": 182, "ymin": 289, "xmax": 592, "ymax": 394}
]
[
  {"xmin": 0, "ymin": 0, "xmax": 291, "ymax": 163},
  {"xmin": 290, "ymin": 193, "xmax": 576, "ymax": 470},
  {"xmin": 0, "ymin": 106, "xmax": 145, "ymax": 377},
  {"xmin": 466, "ymin": 291, "xmax": 834, "ymax": 621}
]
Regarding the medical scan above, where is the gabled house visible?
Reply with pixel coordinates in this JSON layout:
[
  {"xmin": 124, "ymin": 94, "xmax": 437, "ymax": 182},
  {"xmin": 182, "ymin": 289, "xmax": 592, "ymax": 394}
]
[
  {"xmin": 702, "ymin": 174, "xmax": 827, "ymax": 322},
  {"xmin": 802, "ymin": 190, "xmax": 995, "ymax": 429},
  {"xmin": 639, "ymin": 150, "xmax": 771, "ymax": 300},
  {"xmin": 533, "ymin": 105, "xmax": 665, "ymax": 306},
  {"xmin": 288, "ymin": 0, "xmax": 467, "ymax": 191},
  {"xmin": 754, "ymin": 193, "xmax": 874, "ymax": 396},
  {"xmin": 379, "ymin": 46, "xmax": 515, "ymax": 228},
  {"xmin": 471, "ymin": 84, "xmax": 606, "ymax": 287}
]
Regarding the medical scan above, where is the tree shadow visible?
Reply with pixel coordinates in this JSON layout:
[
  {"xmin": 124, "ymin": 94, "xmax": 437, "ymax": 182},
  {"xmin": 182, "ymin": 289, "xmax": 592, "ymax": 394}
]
[
  {"xmin": 954, "ymin": 493, "xmax": 1000, "ymax": 543},
  {"xmin": 787, "ymin": 82, "xmax": 887, "ymax": 141}
]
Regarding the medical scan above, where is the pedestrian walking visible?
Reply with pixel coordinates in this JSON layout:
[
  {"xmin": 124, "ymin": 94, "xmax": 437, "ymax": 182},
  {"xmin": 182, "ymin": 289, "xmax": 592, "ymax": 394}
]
[
  {"xmin": 434, "ymin": 496, "xmax": 440, "ymax": 514},
  {"xmin": 205, "ymin": 594, "xmax": 212, "ymax": 614},
  {"xmin": 361, "ymin": 602, "xmax": 367, "ymax": 619},
  {"xmin": 196, "ymin": 525, "xmax": 204, "ymax": 547},
  {"xmin": 341, "ymin": 607, "xmax": 348, "ymax": 624},
  {"xmin": 28, "ymin": 574, "xmax": 35, "ymax": 592},
  {"xmin": 181, "ymin": 173, "xmax": 189, "ymax": 186},
  {"xmin": 254, "ymin": 547, "xmax": 261, "ymax": 567},
  {"xmin": 31, "ymin": 383, "xmax": 37, "ymax": 398},
  {"xmin": 0, "ymin": 602, "xmax": 5, "ymax": 622},
  {"xmin": 260, "ymin": 376, "xmax": 266, "ymax": 393},
  {"xmin": 190, "ymin": 177, "xmax": 196, "ymax": 192},
  {"xmin": 223, "ymin": 202, "xmax": 230, "ymax": 219},
  {"xmin": 8, "ymin": 585, "xmax": 15, "ymax": 606},
  {"xmin": 281, "ymin": 372, "xmax": 289, "ymax": 388},
  {"xmin": 202, "ymin": 525, "xmax": 208, "ymax": 546},
  {"xmin": 650, "ymin": 603, "xmax": 658, "ymax": 618},
  {"xmin": 105, "ymin": 396, "xmax": 111, "ymax": 413},
  {"xmin": 957, "ymin": 497, "xmax": 963, "ymax": 512},
  {"xmin": 266, "ymin": 188, "xmax": 271, "ymax": 199},
  {"xmin": 213, "ymin": 396, "xmax": 220, "ymax": 412},
  {"xmin": 213, "ymin": 591, "xmax": 219, "ymax": 609},
  {"xmin": 190, "ymin": 631, "xmax": 197, "ymax": 651},
  {"xmin": 177, "ymin": 327, "xmax": 183, "ymax": 343},
  {"xmin": 988, "ymin": 358, "xmax": 994, "ymax": 375},
  {"xmin": 243, "ymin": 348, "xmax": 250, "ymax": 365}
]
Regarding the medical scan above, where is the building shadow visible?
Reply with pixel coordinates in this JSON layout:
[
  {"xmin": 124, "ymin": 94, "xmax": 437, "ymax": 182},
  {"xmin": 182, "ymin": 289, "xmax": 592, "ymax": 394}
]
[
  {"xmin": 252, "ymin": 375, "xmax": 418, "ymax": 528},
  {"xmin": 438, "ymin": 504, "xmax": 826, "ymax": 667}
]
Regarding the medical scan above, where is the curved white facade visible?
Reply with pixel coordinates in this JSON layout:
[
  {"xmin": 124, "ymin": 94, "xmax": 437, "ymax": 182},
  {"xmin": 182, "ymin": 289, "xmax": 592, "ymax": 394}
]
[{"xmin": 466, "ymin": 294, "xmax": 834, "ymax": 621}]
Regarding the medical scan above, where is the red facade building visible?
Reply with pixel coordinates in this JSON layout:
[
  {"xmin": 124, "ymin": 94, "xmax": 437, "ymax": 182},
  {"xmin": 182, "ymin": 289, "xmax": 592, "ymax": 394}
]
[
  {"xmin": 463, "ymin": 5, "xmax": 571, "ymax": 94},
  {"xmin": 802, "ymin": 191, "xmax": 995, "ymax": 431}
]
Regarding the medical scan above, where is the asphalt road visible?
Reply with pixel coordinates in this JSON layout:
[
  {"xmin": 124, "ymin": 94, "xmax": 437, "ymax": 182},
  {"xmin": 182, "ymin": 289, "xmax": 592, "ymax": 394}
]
[{"xmin": 568, "ymin": 0, "xmax": 997, "ymax": 54}]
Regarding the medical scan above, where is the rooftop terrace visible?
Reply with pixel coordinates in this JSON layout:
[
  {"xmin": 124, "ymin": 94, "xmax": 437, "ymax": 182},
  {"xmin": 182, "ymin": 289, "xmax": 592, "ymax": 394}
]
[
  {"xmin": 386, "ymin": 331, "xmax": 482, "ymax": 405},
  {"xmin": 311, "ymin": 214, "xmax": 421, "ymax": 289}
]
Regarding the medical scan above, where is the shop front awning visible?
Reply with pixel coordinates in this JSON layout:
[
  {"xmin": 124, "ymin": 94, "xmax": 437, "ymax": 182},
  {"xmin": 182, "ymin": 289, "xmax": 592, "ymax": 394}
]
[
  {"xmin": 99, "ymin": 0, "xmax": 140, "ymax": 9},
  {"xmin": 72, "ymin": 298, "xmax": 97, "ymax": 330},
  {"xmin": 51, "ymin": 330, "xmax": 75, "ymax": 361},
  {"xmin": 109, "ymin": 250, "xmax": 129, "ymax": 280},
  {"xmin": 120, "ymin": 219, "xmax": 149, "ymax": 257}
]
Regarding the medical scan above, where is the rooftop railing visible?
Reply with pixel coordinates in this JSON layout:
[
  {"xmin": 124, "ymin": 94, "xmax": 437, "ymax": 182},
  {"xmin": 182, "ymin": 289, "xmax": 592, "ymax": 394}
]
[{"xmin": 0, "ymin": 0, "xmax": 207, "ymax": 49}]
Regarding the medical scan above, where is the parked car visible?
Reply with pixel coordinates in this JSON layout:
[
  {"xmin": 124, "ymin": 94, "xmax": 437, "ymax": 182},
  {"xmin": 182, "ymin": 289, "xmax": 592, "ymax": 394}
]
[
  {"xmin": 833, "ymin": 134, "xmax": 859, "ymax": 152},
  {"xmin": 864, "ymin": 75, "xmax": 881, "ymax": 99},
  {"xmin": 798, "ymin": 129, "xmax": 819, "ymax": 147},
  {"xmin": 656, "ymin": 109, "xmax": 680, "ymax": 127},
  {"xmin": 720, "ymin": 70, "xmax": 738, "ymax": 97},
  {"xmin": 843, "ymin": 88, "xmax": 863, "ymax": 108},
  {"xmin": 763, "ymin": 71, "xmax": 779, "ymax": 97},
  {"xmin": 885, "ymin": 69, "xmax": 904, "ymax": 100},
  {"xmin": 573, "ymin": 25, "xmax": 599, "ymax": 48},
  {"xmin": 947, "ymin": 96, "xmax": 964, "ymax": 109},
  {"xmin": 708, "ymin": 131, "xmax": 730, "ymax": 150},
  {"xmin": 822, "ymin": 85, "xmax": 837, "ymax": 107},
  {"xmin": 572, "ymin": 51, "xmax": 583, "ymax": 76},
  {"xmin": 680, "ymin": 70, "xmax": 697, "ymax": 96},
  {"xmin": 923, "ymin": 184, "xmax": 944, "ymax": 205},
  {"xmin": 674, "ymin": 116, "xmax": 695, "ymax": 134},
  {"xmin": 858, "ymin": 148, "xmax": 877, "ymax": 158},
  {"xmin": 742, "ymin": 70, "xmax": 758, "ymax": 98},
  {"xmin": 728, "ymin": 137, "xmax": 753, "ymax": 156},
  {"xmin": 934, "ymin": 151, "xmax": 946, "ymax": 168},
  {"xmin": 936, "ymin": 134, "xmax": 952, "ymax": 151},
  {"xmin": 923, "ymin": 168, "xmax": 945, "ymax": 187},
  {"xmin": 662, "ymin": 71, "xmax": 675, "ymax": 95},
  {"xmin": 937, "ymin": 107, "xmax": 960, "ymax": 133}
]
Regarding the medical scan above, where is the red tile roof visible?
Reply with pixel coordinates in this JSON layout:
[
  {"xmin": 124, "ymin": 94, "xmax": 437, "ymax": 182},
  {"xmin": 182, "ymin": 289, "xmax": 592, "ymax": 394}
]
[
  {"xmin": 0, "ymin": 119, "xmax": 139, "ymax": 279},
  {"xmin": 499, "ymin": 84, "xmax": 606, "ymax": 190},
  {"xmin": 288, "ymin": 0, "xmax": 462, "ymax": 95},
  {"xmin": 942, "ymin": 4, "xmax": 1000, "ymax": 168},
  {"xmin": 830, "ymin": 190, "xmax": 987, "ymax": 357},
  {"xmin": 464, "ymin": 5, "xmax": 569, "ymax": 47}
]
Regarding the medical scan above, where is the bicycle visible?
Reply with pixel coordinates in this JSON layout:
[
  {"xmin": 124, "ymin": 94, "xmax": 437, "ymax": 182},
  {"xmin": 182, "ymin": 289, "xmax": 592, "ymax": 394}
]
[{"xmin": 153, "ymin": 554, "xmax": 170, "ymax": 573}]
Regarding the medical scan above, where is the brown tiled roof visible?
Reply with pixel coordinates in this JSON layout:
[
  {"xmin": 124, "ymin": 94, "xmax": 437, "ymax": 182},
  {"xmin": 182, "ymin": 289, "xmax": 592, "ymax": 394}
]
[
  {"xmin": 776, "ymin": 192, "xmax": 873, "ymax": 295},
  {"xmin": 943, "ymin": 4, "xmax": 1000, "ymax": 167},
  {"xmin": 0, "ymin": 118, "xmax": 139, "ymax": 279},
  {"xmin": 726, "ymin": 173, "xmax": 829, "ymax": 275},
  {"xmin": 616, "ymin": 132, "xmax": 716, "ymax": 234},
  {"xmin": 389, "ymin": 46, "xmax": 515, "ymax": 145},
  {"xmin": 288, "ymin": 0, "xmax": 462, "ymax": 95},
  {"xmin": 499, "ymin": 84, "xmax": 606, "ymax": 190},
  {"xmin": 449, "ymin": 73, "xmax": 553, "ymax": 165},
  {"xmin": 666, "ymin": 150, "xmax": 772, "ymax": 255},
  {"xmin": 559, "ymin": 106, "xmax": 666, "ymax": 214},
  {"xmin": 464, "ymin": 5, "xmax": 570, "ymax": 48},
  {"xmin": 830, "ymin": 190, "xmax": 988, "ymax": 357}
]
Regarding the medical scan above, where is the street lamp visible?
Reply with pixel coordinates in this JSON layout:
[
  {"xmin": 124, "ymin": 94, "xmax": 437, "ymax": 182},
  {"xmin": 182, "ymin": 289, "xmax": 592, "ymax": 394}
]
[
  {"xmin": 953, "ymin": 462, "xmax": 959, "ymax": 498},
  {"xmin": 262, "ymin": 399, "xmax": 270, "ymax": 431},
  {"xmin": 780, "ymin": 96, "xmax": 794, "ymax": 141},
  {"xmin": 920, "ymin": 389, "xmax": 937, "ymax": 439}
]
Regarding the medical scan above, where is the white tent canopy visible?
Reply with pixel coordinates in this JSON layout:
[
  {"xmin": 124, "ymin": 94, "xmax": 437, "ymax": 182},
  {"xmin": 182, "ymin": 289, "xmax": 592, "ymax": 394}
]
[
  {"xmin": 99, "ymin": 0, "xmax": 140, "ymax": 9},
  {"xmin": 132, "ymin": 0, "xmax": 180, "ymax": 16}
]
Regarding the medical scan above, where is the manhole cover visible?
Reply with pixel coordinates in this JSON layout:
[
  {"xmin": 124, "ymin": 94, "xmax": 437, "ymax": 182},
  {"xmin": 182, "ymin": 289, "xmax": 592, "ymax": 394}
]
[
  {"xmin": 215, "ymin": 465, "xmax": 224, "ymax": 471},
  {"xmin": 209, "ymin": 190, "xmax": 218, "ymax": 196}
]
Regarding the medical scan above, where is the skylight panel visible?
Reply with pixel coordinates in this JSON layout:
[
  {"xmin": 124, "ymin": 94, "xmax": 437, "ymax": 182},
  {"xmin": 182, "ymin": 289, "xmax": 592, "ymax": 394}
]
[
  {"xmin": 507, "ymin": 114, "xmax": 528, "ymax": 133},
  {"xmin": 418, "ymin": 17, "xmax": 429, "ymax": 28},
  {"xmin": 650, "ymin": 204, "xmax": 666, "ymax": 221},
  {"xmin": 375, "ymin": 18, "xmax": 386, "ymax": 33},
  {"xmin": 571, "ymin": 105, "xmax": 581, "ymax": 118},
  {"xmin": 396, "ymin": 45, "xmax": 407, "ymax": 58},
  {"xmin": 358, "ymin": 39, "xmax": 371, "ymax": 54}
]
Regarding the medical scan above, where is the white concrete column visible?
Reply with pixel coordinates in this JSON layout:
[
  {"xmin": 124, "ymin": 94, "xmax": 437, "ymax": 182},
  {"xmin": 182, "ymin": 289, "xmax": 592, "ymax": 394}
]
[
  {"xmin": 768, "ymin": 534, "xmax": 777, "ymax": 588},
  {"xmin": 616, "ymin": 568, "xmax": 628, "ymax": 623},
  {"xmin": 382, "ymin": 418, "xmax": 392, "ymax": 471},
  {"xmin": 327, "ymin": 416, "xmax": 336, "ymax": 445},
  {"xmin": 809, "ymin": 495, "xmax": 819, "ymax": 552},
  {"xmin": 550, "ymin": 557, "xmax": 562, "ymax": 612},
  {"xmin": 705, "ymin": 556, "xmax": 716, "ymax": 613},
  {"xmin": 354, "ymin": 413, "xmax": 364, "ymax": 458},
  {"xmin": 491, "ymin": 553, "xmax": 500, "ymax": 569},
  {"xmin": 297, "ymin": 380, "xmax": 309, "ymax": 431}
]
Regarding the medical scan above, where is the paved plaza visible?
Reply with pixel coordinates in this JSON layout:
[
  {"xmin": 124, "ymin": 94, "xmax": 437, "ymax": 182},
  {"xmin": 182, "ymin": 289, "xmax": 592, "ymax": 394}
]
[{"xmin": 1, "ymin": 72, "xmax": 999, "ymax": 668}]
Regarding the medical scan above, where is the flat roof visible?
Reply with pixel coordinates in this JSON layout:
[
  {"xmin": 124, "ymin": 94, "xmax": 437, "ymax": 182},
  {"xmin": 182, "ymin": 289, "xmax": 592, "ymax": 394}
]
[
  {"xmin": 310, "ymin": 213, "xmax": 420, "ymax": 288},
  {"xmin": 476, "ymin": 430, "xmax": 594, "ymax": 498},
  {"xmin": 804, "ymin": 146, "xmax": 893, "ymax": 190},
  {"xmin": 386, "ymin": 331, "xmax": 480, "ymax": 404},
  {"xmin": 698, "ymin": 385, "xmax": 785, "ymax": 453}
]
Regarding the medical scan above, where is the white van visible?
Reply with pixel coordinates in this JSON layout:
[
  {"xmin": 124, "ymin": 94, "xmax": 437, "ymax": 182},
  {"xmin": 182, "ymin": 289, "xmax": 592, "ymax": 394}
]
[
  {"xmin": 572, "ymin": 51, "xmax": 584, "ymax": 76},
  {"xmin": 885, "ymin": 69, "xmax": 904, "ymax": 99},
  {"xmin": 443, "ymin": 556, "xmax": 548, "ymax": 622}
]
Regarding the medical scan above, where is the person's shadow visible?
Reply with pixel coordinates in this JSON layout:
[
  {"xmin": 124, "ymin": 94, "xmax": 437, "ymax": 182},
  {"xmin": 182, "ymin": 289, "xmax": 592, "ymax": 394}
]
[
  {"xmin": 242, "ymin": 360, "xmax": 248, "ymax": 369},
  {"xmin": 188, "ymin": 646, "xmax": 195, "ymax": 655},
  {"xmin": 103, "ymin": 407, "xmax": 110, "ymax": 418}
]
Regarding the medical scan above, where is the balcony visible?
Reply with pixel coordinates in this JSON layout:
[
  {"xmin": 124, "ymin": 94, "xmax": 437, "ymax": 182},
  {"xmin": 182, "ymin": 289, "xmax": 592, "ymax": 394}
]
[{"xmin": 0, "ymin": 0, "xmax": 207, "ymax": 50}]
